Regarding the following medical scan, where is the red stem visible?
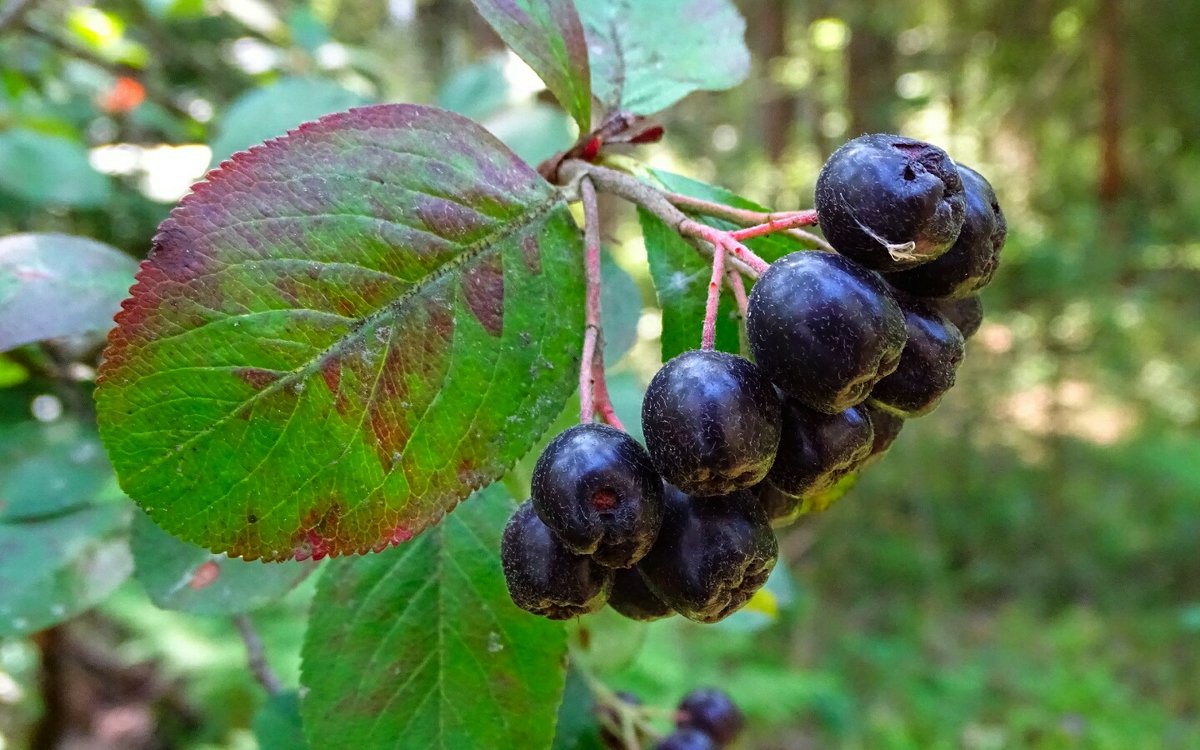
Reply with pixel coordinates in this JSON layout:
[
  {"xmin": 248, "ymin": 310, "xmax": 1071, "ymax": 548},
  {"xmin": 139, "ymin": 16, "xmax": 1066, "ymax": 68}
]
[
  {"xmin": 701, "ymin": 245, "xmax": 726, "ymax": 350},
  {"xmin": 680, "ymin": 220, "xmax": 771, "ymax": 275},
  {"xmin": 579, "ymin": 178, "xmax": 602, "ymax": 424},
  {"xmin": 578, "ymin": 177, "xmax": 625, "ymax": 430},
  {"xmin": 729, "ymin": 210, "xmax": 819, "ymax": 240},
  {"xmin": 726, "ymin": 268, "xmax": 749, "ymax": 320}
]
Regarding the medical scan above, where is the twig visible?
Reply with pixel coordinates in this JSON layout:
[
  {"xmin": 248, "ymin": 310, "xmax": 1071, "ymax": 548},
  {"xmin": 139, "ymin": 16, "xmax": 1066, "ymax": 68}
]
[
  {"xmin": 726, "ymin": 267, "xmax": 750, "ymax": 354},
  {"xmin": 578, "ymin": 177, "xmax": 602, "ymax": 425},
  {"xmin": 560, "ymin": 160, "xmax": 770, "ymax": 276},
  {"xmin": 700, "ymin": 244, "xmax": 725, "ymax": 349},
  {"xmin": 664, "ymin": 191, "xmax": 834, "ymax": 251},
  {"xmin": 233, "ymin": 615, "xmax": 282, "ymax": 695},
  {"xmin": 729, "ymin": 210, "xmax": 818, "ymax": 240},
  {"xmin": 783, "ymin": 228, "xmax": 836, "ymax": 252},
  {"xmin": 578, "ymin": 178, "xmax": 626, "ymax": 430},
  {"xmin": 0, "ymin": 0, "xmax": 37, "ymax": 32}
]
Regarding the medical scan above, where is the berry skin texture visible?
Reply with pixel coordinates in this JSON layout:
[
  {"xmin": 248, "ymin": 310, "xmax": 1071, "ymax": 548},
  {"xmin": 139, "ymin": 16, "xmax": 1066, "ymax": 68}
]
[
  {"xmin": 869, "ymin": 294, "xmax": 966, "ymax": 418},
  {"xmin": 885, "ymin": 165, "xmax": 1007, "ymax": 299},
  {"xmin": 677, "ymin": 688, "xmax": 746, "ymax": 746},
  {"xmin": 932, "ymin": 294, "xmax": 984, "ymax": 340},
  {"xmin": 641, "ymin": 350, "xmax": 781, "ymax": 496},
  {"xmin": 637, "ymin": 485, "xmax": 778, "ymax": 624},
  {"xmin": 815, "ymin": 133, "xmax": 966, "ymax": 271},
  {"xmin": 767, "ymin": 399, "xmax": 874, "ymax": 498},
  {"xmin": 531, "ymin": 423, "xmax": 664, "ymax": 568},
  {"xmin": 501, "ymin": 500, "xmax": 613, "ymax": 620},
  {"xmin": 609, "ymin": 567, "xmax": 674, "ymax": 621},
  {"xmin": 655, "ymin": 728, "xmax": 718, "ymax": 750},
  {"xmin": 747, "ymin": 251, "xmax": 907, "ymax": 414}
]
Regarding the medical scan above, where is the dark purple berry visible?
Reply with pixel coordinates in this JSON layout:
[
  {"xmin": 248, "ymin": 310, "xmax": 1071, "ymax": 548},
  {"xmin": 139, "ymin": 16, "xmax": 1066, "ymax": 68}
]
[
  {"xmin": 861, "ymin": 402, "xmax": 905, "ymax": 465},
  {"xmin": 767, "ymin": 399, "xmax": 874, "ymax": 497},
  {"xmin": 932, "ymin": 294, "xmax": 983, "ymax": 339},
  {"xmin": 655, "ymin": 729, "xmax": 718, "ymax": 750},
  {"xmin": 677, "ymin": 688, "xmax": 745, "ymax": 746},
  {"xmin": 532, "ymin": 423, "xmax": 664, "ymax": 568},
  {"xmin": 609, "ymin": 568, "xmax": 674, "ymax": 621},
  {"xmin": 641, "ymin": 350, "xmax": 781, "ymax": 496},
  {"xmin": 747, "ymin": 251, "xmax": 907, "ymax": 413},
  {"xmin": 869, "ymin": 294, "xmax": 965, "ymax": 417},
  {"xmin": 815, "ymin": 133, "xmax": 966, "ymax": 271},
  {"xmin": 637, "ymin": 485, "xmax": 777, "ymax": 624},
  {"xmin": 755, "ymin": 481, "xmax": 804, "ymax": 524},
  {"xmin": 501, "ymin": 500, "xmax": 612, "ymax": 620},
  {"xmin": 885, "ymin": 165, "xmax": 1007, "ymax": 298}
]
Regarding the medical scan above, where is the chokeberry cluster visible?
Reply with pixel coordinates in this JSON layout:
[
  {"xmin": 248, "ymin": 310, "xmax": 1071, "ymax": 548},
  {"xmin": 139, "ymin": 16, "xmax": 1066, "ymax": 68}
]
[{"xmin": 502, "ymin": 132, "xmax": 1005, "ymax": 624}]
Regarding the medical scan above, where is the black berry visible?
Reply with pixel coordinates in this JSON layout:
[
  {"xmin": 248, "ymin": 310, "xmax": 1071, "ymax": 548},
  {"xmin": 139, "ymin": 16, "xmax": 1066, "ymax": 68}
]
[
  {"xmin": 532, "ymin": 423, "xmax": 664, "ymax": 568},
  {"xmin": 815, "ymin": 133, "xmax": 966, "ymax": 271},
  {"xmin": 885, "ymin": 165, "xmax": 1007, "ymax": 298},
  {"xmin": 677, "ymin": 688, "xmax": 745, "ymax": 746},
  {"xmin": 655, "ymin": 729, "xmax": 718, "ymax": 750},
  {"xmin": 869, "ymin": 294, "xmax": 966, "ymax": 417},
  {"xmin": 637, "ymin": 484, "xmax": 777, "ymax": 623},
  {"xmin": 501, "ymin": 500, "xmax": 612, "ymax": 620},
  {"xmin": 609, "ymin": 567, "xmax": 674, "ymax": 621},
  {"xmin": 862, "ymin": 402, "xmax": 905, "ymax": 464},
  {"xmin": 766, "ymin": 399, "xmax": 874, "ymax": 498},
  {"xmin": 932, "ymin": 294, "xmax": 984, "ymax": 339},
  {"xmin": 747, "ymin": 251, "xmax": 907, "ymax": 413},
  {"xmin": 641, "ymin": 350, "xmax": 781, "ymax": 496}
]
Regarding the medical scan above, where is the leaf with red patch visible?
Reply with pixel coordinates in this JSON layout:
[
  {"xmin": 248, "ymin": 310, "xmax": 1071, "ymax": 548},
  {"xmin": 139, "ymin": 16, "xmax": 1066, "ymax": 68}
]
[
  {"xmin": 301, "ymin": 484, "xmax": 566, "ymax": 749},
  {"xmin": 96, "ymin": 104, "xmax": 585, "ymax": 561},
  {"xmin": 469, "ymin": 0, "xmax": 592, "ymax": 132}
]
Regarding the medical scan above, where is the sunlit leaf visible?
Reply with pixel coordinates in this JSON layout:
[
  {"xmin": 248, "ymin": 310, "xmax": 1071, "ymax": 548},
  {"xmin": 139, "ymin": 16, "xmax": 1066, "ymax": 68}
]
[
  {"xmin": 96, "ymin": 104, "xmax": 585, "ymax": 560},
  {"xmin": 470, "ymin": 0, "xmax": 592, "ymax": 132},
  {"xmin": 575, "ymin": 0, "xmax": 750, "ymax": 115}
]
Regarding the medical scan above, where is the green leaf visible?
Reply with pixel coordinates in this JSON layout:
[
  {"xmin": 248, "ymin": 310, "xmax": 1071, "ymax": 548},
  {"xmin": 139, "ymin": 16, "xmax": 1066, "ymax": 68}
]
[
  {"xmin": 600, "ymin": 253, "xmax": 640, "ymax": 364},
  {"xmin": 254, "ymin": 691, "xmax": 310, "ymax": 750},
  {"xmin": 130, "ymin": 510, "xmax": 315, "ymax": 615},
  {"xmin": 0, "ymin": 420, "xmax": 133, "ymax": 637},
  {"xmin": 552, "ymin": 668, "xmax": 606, "ymax": 750},
  {"xmin": 575, "ymin": 0, "xmax": 750, "ymax": 115},
  {"xmin": 438, "ymin": 55, "xmax": 512, "ymax": 122},
  {"xmin": 208, "ymin": 77, "xmax": 371, "ymax": 166},
  {"xmin": 469, "ymin": 0, "xmax": 592, "ymax": 132},
  {"xmin": 641, "ymin": 170, "xmax": 808, "ymax": 361},
  {"xmin": 0, "ymin": 233, "xmax": 137, "ymax": 351},
  {"xmin": 300, "ymin": 484, "xmax": 568, "ymax": 749},
  {"xmin": 96, "ymin": 104, "xmax": 585, "ymax": 561},
  {"xmin": 0, "ymin": 129, "xmax": 111, "ymax": 207},
  {"xmin": 483, "ymin": 103, "xmax": 576, "ymax": 166}
]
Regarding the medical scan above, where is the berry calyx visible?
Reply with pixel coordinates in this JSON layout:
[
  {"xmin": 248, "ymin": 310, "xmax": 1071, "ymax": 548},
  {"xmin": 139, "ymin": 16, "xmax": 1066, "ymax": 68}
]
[
  {"xmin": 676, "ymin": 688, "xmax": 745, "ymax": 746},
  {"xmin": 637, "ymin": 485, "xmax": 777, "ymax": 623},
  {"xmin": 609, "ymin": 568, "xmax": 674, "ymax": 621},
  {"xmin": 747, "ymin": 251, "xmax": 907, "ymax": 413},
  {"xmin": 815, "ymin": 133, "xmax": 966, "ymax": 271},
  {"xmin": 885, "ymin": 165, "xmax": 1007, "ymax": 298},
  {"xmin": 501, "ymin": 500, "xmax": 613, "ymax": 620},
  {"xmin": 766, "ymin": 399, "xmax": 874, "ymax": 498},
  {"xmin": 531, "ymin": 423, "xmax": 664, "ymax": 568},
  {"xmin": 869, "ymin": 294, "xmax": 966, "ymax": 417},
  {"xmin": 641, "ymin": 350, "xmax": 781, "ymax": 496}
]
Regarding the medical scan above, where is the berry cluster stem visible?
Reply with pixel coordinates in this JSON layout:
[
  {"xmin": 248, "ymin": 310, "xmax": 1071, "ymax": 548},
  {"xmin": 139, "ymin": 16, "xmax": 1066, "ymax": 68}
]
[
  {"xmin": 578, "ymin": 176, "xmax": 625, "ymax": 431},
  {"xmin": 663, "ymin": 191, "xmax": 833, "ymax": 251},
  {"xmin": 700, "ymin": 244, "xmax": 726, "ymax": 350}
]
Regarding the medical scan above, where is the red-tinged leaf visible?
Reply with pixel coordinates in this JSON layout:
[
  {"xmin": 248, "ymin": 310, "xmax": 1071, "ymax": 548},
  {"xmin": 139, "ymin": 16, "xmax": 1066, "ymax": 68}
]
[
  {"xmin": 470, "ymin": 0, "xmax": 592, "ymax": 132},
  {"xmin": 96, "ymin": 104, "xmax": 585, "ymax": 561},
  {"xmin": 301, "ymin": 484, "xmax": 567, "ymax": 750}
]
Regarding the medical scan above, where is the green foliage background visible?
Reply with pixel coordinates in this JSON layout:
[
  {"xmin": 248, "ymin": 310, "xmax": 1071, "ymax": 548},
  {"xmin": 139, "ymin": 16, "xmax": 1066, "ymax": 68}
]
[{"xmin": 2, "ymin": 0, "xmax": 1198, "ymax": 748}]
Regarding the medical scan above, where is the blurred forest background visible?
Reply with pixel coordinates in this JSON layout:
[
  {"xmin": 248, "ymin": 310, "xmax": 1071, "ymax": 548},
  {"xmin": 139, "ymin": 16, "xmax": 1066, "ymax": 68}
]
[{"xmin": 1, "ymin": 0, "xmax": 1198, "ymax": 748}]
